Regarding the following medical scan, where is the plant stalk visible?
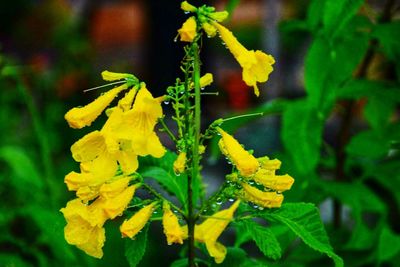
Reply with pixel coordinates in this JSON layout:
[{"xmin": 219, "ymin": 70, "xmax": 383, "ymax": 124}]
[{"xmin": 187, "ymin": 42, "xmax": 201, "ymax": 267}]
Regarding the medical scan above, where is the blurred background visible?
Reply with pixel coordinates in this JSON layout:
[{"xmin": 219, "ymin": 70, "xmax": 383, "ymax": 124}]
[{"xmin": 1, "ymin": 0, "xmax": 399, "ymax": 266}]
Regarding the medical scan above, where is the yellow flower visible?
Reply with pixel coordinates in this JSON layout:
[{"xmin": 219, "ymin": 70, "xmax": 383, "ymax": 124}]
[
  {"xmin": 60, "ymin": 199, "xmax": 106, "ymax": 258},
  {"xmin": 120, "ymin": 202, "xmax": 158, "ymax": 239},
  {"xmin": 217, "ymin": 128, "xmax": 259, "ymax": 177},
  {"xmin": 118, "ymin": 86, "xmax": 138, "ymax": 112},
  {"xmin": 181, "ymin": 1, "xmax": 197, "ymax": 12},
  {"xmin": 250, "ymin": 157, "xmax": 294, "ymax": 192},
  {"xmin": 241, "ymin": 183, "xmax": 283, "ymax": 208},
  {"xmin": 200, "ymin": 73, "xmax": 214, "ymax": 87},
  {"xmin": 208, "ymin": 11, "xmax": 229, "ymax": 22},
  {"xmin": 173, "ymin": 152, "xmax": 187, "ymax": 174},
  {"xmin": 162, "ymin": 202, "xmax": 185, "ymax": 245},
  {"xmin": 101, "ymin": 70, "xmax": 136, "ymax": 82},
  {"xmin": 202, "ymin": 22, "xmax": 217, "ymax": 37},
  {"xmin": 195, "ymin": 200, "xmax": 240, "ymax": 263},
  {"xmin": 212, "ymin": 22, "xmax": 275, "ymax": 96},
  {"xmin": 118, "ymin": 84, "xmax": 166, "ymax": 158},
  {"xmin": 178, "ymin": 17, "xmax": 197, "ymax": 42},
  {"xmin": 64, "ymin": 85, "xmax": 127, "ymax": 129}
]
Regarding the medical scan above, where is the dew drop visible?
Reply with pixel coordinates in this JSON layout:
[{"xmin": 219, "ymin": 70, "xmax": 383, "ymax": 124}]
[
  {"xmin": 200, "ymin": 87, "xmax": 205, "ymax": 91},
  {"xmin": 163, "ymin": 101, "xmax": 170, "ymax": 105},
  {"xmin": 173, "ymin": 209, "xmax": 178, "ymax": 213},
  {"xmin": 153, "ymin": 210, "xmax": 158, "ymax": 214},
  {"xmin": 228, "ymin": 198, "xmax": 235, "ymax": 202},
  {"xmin": 253, "ymin": 204, "xmax": 259, "ymax": 209},
  {"xmin": 249, "ymin": 181, "xmax": 255, "ymax": 185},
  {"xmin": 258, "ymin": 207, "xmax": 264, "ymax": 211},
  {"xmin": 184, "ymin": 11, "xmax": 190, "ymax": 14},
  {"xmin": 216, "ymin": 198, "xmax": 223, "ymax": 205}
]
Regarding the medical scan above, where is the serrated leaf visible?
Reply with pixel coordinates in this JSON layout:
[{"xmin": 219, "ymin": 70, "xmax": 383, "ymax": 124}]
[
  {"xmin": 140, "ymin": 166, "xmax": 187, "ymax": 206},
  {"xmin": 282, "ymin": 100, "xmax": 323, "ymax": 175},
  {"xmin": 125, "ymin": 225, "xmax": 148, "ymax": 267},
  {"xmin": 377, "ymin": 226, "xmax": 400, "ymax": 262},
  {"xmin": 237, "ymin": 220, "xmax": 281, "ymax": 260},
  {"xmin": 139, "ymin": 151, "xmax": 188, "ymax": 206},
  {"xmin": 261, "ymin": 203, "xmax": 343, "ymax": 267}
]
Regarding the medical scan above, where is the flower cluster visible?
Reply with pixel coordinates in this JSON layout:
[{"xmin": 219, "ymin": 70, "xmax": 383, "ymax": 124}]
[
  {"xmin": 177, "ymin": 1, "xmax": 275, "ymax": 96},
  {"xmin": 61, "ymin": 71, "xmax": 166, "ymax": 257},
  {"xmin": 218, "ymin": 128, "xmax": 294, "ymax": 208}
]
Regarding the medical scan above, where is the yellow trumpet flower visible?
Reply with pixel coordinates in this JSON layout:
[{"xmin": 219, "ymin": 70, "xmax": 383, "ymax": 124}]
[
  {"xmin": 217, "ymin": 128, "xmax": 259, "ymax": 177},
  {"xmin": 120, "ymin": 202, "xmax": 158, "ymax": 239},
  {"xmin": 162, "ymin": 202, "xmax": 185, "ymax": 245},
  {"xmin": 241, "ymin": 183, "xmax": 283, "ymax": 208},
  {"xmin": 212, "ymin": 22, "xmax": 275, "ymax": 96},
  {"xmin": 178, "ymin": 16, "xmax": 197, "ymax": 42}
]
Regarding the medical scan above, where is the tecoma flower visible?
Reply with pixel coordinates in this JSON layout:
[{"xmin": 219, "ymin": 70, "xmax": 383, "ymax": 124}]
[
  {"xmin": 120, "ymin": 202, "xmax": 158, "ymax": 239},
  {"xmin": 250, "ymin": 157, "xmax": 294, "ymax": 192},
  {"xmin": 178, "ymin": 16, "xmax": 197, "ymax": 42},
  {"xmin": 173, "ymin": 152, "xmax": 187, "ymax": 174},
  {"xmin": 162, "ymin": 202, "xmax": 185, "ymax": 245},
  {"xmin": 61, "ymin": 199, "xmax": 106, "ymax": 258},
  {"xmin": 117, "ymin": 84, "xmax": 166, "ymax": 158},
  {"xmin": 194, "ymin": 200, "xmax": 241, "ymax": 263},
  {"xmin": 64, "ymin": 84, "xmax": 127, "ymax": 129},
  {"xmin": 212, "ymin": 22, "xmax": 275, "ymax": 96},
  {"xmin": 217, "ymin": 128, "xmax": 259, "ymax": 177},
  {"xmin": 241, "ymin": 183, "xmax": 283, "ymax": 208}
]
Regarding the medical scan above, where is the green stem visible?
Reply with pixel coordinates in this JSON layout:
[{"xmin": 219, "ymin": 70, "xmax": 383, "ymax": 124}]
[
  {"xmin": 159, "ymin": 116, "xmax": 177, "ymax": 143},
  {"xmin": 188, "ymin": 42, "xmax": 201, "ymax": 267}
]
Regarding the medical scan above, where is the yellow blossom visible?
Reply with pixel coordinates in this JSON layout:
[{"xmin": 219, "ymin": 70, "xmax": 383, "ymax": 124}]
[
  {"xmin": 101, "ymin": 70, "xmax": 136, "ymax": 82},
  {"xmin": 118, "ymin": 86, "xmax": 138, "ymax": 111},
  {"xmin": 162, "ymin": 202, "xmax": 185, "ymax": 245},
  {"xmin": 173, "ymin": 152, "xmax": 187, "ymax": 174},
  {"xmin": 241, "ymin": 183, "xmax": 283, "ymax": 208},
  {"xmin": 118, "ymin": 84, "xmax": 166, "ymax": 158},
  {"xmin": 208, "ymin": 11, "xmax": 229, "ymax": 22},
  {"xmin": 181, "ymin": 1, "xmax": 197, "ymax": 12},
  {"xmin": 195, "ymin": 200, "xmax": 240, "ymax": 263},
  {"xmin": 178, "ymin": 17, "xmax": 197, "ymax": 42},
  {"xmin": 60, "ymin": 199, "xmax": 106, "ymax": 258},
  {"xmin": 64, "ymin": 85, "xmax": 127, "ymax": 129},
  {"xmin": 120, "ymin": 202, "xmax": 158, "ymax": 239},
  {"xmin": 212, "ymin": 22, "xmax": 275, "ymax": 96},
  {"xmin": 253, "ymin": 170, "xmax": 294, "ymax": 192},
  {"xmin": 217, "ymin": 128, "xmax": 259, "ymax": 177},
  {"xmin": 202, "ymin": 22, "xmax": 217, "ymax": 37},
  {"xmin": 100, "ymin": 185, "xmax": 137, "ymax": 219},
  {"xmin": 99, "ymin": 176, "xmax": 132, "ymax": 199},
  {"xmin": 200, "ymin": 73, "xmax": 214, "ymax": 87}
]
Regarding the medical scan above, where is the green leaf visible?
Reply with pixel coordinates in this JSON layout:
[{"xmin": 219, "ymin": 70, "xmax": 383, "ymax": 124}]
[
  {"xmin": 282, "ymin": 100, "xmax": 323, "ymax": 175},
  {"xmin": 320, "ymin": 181, "xmax": 386, "ymax": 213},
  {"xmin": 0, "ymin": 146, "xmax": 44, "ymax": 201},
  {"xmin": 140, "ymin": 166, "xmax": 187, "ymax": 206},
  {"xmin": 236, "ymin": 220, "xmax": 281, "ymax": 260},
  {"xmin": 337, "ymin": 79, "xmax": 400, "ymax": 100},
  {"xmin": 377, "ymin": 226, "xmax": 400, "ymax": 262},
  {"xmin": 373, "ymin": 22, "xmax": 400, "ymax": 61},
  {"xmin": 170, "ymin": 258, "xmax": 188, "ymax": 267},
  {"xmin": 261, "ymin": 203, "xmax": 343, "ymax": 267},
  {"xmin": 346, "ymin": 130, "xmax": 390, "ymax": 158},
  {"xmin": 306, "ymin": 0, "xmax": 325, "ymax": 31},
  {"xmin": 322, "ymin": 0, "xmax": 365, "ymax": 38},
  {"xmin": 139, "ymin": 151, "xmax": 188, "ymax": 206},
  {"xmin": 125, "ymin": 225, "xmax": 148, "ymax": 267},
  {"xmin": 364, "ymin": 97, "xmax": 395, "ymax": 131}
]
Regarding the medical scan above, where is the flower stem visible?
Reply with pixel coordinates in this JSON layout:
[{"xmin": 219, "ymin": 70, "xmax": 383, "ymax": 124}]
[
  {"xmin": 188, "ymin": 42, "xmax": 201, "ymax": 267},
  {"xmin": 159, "ymin": 116, "xmax": 177, "ymax": 143}
]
